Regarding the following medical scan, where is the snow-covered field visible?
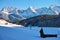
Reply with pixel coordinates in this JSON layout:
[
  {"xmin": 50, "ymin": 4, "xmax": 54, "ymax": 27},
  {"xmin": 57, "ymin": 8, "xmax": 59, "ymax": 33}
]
[
  {"xmin": 0, "ymin": 19, "xmax": 23, "ymax": 27},
  {"xmin": 0, "ymin": 26, "xmax": 60, "ymax": 40}
]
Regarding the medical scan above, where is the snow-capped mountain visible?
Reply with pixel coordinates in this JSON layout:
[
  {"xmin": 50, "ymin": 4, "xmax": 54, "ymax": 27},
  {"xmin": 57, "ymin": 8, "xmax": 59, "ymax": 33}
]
[
  {"xmin": 36, "ymin": 7, "xmax": 57, "ymax": 15},
  {"xmin": 20, "ymin": 6, "xmax": 37, "ymax": 18},
  {"xmin": 50, "ymin": 5, "xmax": 60, "ymax": 15},
  {"xmin": 0, "ymin": 7, "xmax": 26, "ymax": 22},
  {"xmin": 0, "ymin": 5, "xmax": 60, "ymax": 22}
]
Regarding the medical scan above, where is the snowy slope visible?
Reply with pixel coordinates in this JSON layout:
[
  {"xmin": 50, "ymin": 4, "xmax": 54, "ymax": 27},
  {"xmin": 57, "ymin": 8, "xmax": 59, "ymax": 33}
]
[
  {"xmin": 50, "ymin": 5, "xmax": 60, "ymax": 15},
  {"xmin": 0, "ymin": 19, "xmax": 23, "ymax": 27},
  {"xmin": 20, "ymin": 6, "xmax": 37, "ymax": 18},
  {"xmin": 0, "ymin": 7, "xmax": 26, "ymax": 22},
  {"xmin": 36, "ymin": 7, "xmax": 56, "ymax": 15}
]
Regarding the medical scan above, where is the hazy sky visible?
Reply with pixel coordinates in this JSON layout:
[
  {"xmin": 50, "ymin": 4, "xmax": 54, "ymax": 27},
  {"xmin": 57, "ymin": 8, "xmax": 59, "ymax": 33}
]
[{"xmin": 0, "ymin": 0, "xmax": 60, "ymax": 9}]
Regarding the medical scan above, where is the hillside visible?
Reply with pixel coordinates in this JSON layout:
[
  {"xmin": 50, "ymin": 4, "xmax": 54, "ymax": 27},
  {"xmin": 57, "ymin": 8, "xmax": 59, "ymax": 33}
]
[{"xmin": 19, "ymin": 14, "xmax": 60, "ymax": 27}]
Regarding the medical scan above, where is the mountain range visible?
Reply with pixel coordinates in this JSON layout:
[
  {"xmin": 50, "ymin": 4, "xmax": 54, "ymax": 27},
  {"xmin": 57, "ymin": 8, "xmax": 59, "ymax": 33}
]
[{"xmin": 0, "ymin": 5, "xmax": 60, "ymax": 23}]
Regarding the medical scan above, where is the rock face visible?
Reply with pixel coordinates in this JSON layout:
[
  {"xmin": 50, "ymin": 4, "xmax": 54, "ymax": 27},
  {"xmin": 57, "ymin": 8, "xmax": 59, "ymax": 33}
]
[{"xmin": 19, "ymin": 15, "xmax": 60, "ymax": 27}]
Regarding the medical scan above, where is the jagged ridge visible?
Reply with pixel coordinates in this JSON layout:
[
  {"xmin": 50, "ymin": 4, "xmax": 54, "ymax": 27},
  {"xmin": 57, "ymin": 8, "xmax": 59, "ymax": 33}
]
[{"xmin": 0, "ymin": 5, "xmax": 60, "ymax": 23}]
